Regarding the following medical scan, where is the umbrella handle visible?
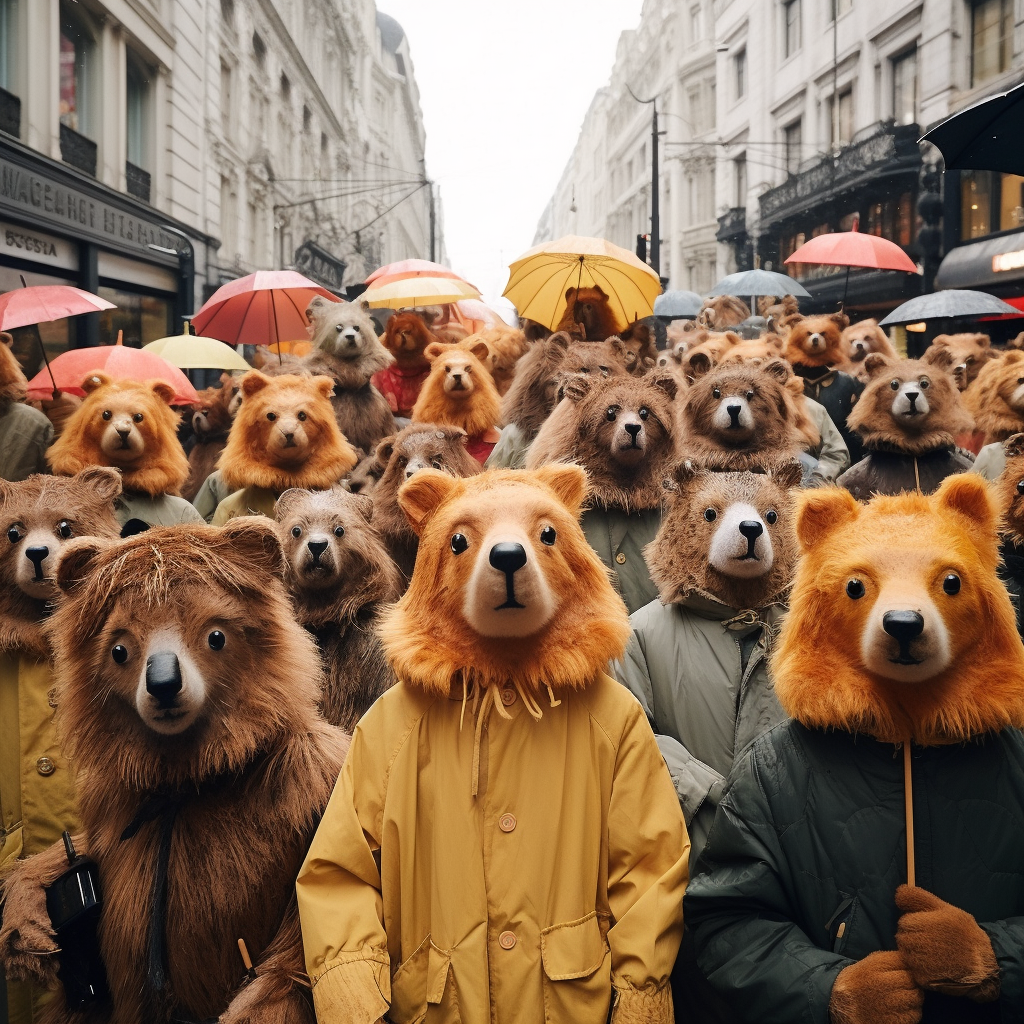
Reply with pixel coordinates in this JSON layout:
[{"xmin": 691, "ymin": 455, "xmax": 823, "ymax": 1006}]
[{"xmin": 903, "ymin": 740, "xmax": 915, "ymax": 887}]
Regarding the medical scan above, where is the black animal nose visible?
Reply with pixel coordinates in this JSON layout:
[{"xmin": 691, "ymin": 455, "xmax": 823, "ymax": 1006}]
[
  {"xmin": 625, "ymin": 422, "xmax": 642, "ymax": 440},
  {"xmin": 883, "ymin": 611, "xmax": 925, "ymax": 644},
  {"xmin": 738, "ymin": 521, "xmax": 763, "ymax": 541},
  {"xmin": 727, "ymin": 403, "xmax": 742, "ymax": 425},
  {"xmin": 284, "ymin": 431, "xmax": 294, "ymax": 441},
  {"xmin": 117, "ymin": 428, "xmax": 130, "ymax": 441},
  {"xmin": 308, "ymin": 540, "xmax": 328, "ymax": 563},
  {"xmin": 906, "ymin": 391, "xmax": 919, "ymax": 408},
  {"xmin": 145, "ymin": 652, "xmax": 182, "ymax": 708},
  {"xmin": 25, "ymin": 545, "xmax": 49, "ymax": 580},
  {"xmin": 489, "ymin": 542, "xmax": 527, "ymax": 576}
]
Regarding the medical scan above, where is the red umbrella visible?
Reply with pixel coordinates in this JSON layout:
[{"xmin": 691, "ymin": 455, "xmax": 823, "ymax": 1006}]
[
  {"xmin": 0, "ymin": 285, "xmax": 115, "ymax": 330},
  {"xmin": 25, "ymin": 334, "xmax": 198, "ymax": 404},
  {"xmin": 191, "ymin": 271, "xmax": 338, "ymax": 347},
  {"xmin": 785, "ymin": 225, "xmax": 919, "ymax": 273}
]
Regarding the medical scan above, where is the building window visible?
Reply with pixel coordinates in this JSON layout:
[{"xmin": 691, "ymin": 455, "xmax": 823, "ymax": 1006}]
[
  {"xmin": 59, "ymin": 4, "xmax": 94, "ymax": 136},
  {"xmin": 735, "ymin": 154, "xmax": 747, "ymax": 206},
  {"xmin": 280, "ymin": 73, "xmax": 290, "ymax": 101},
  {"xmin": 734, "ymin": 48, "xmax": 746, "ymax": 99},
  {"xmin": 252, "ymin": 32, "xmax": 266, "ymax": 70},
  {"xmin": 690, "ymin": 6, "xmax": 701, "ymax": 42},
  {"xmin": 828, "ymin": 87, "xmax": 853, "ymax": 149},
  {"xmin": 126, "ymin": 53, "xmax": 149, "ymax": 169},
  {"xmin": 221, "ymin": 177, "xmax": 237, "ymax": 261},
  {"xmin": 784, "ymin": 119, "xmax": 802, "ymax": 175},
  {"xmin": 971, "ymin": 0, "xmax": 1013, "ymax": 86},
  {"xmin": 828, "ymin": 0, "xmax": 852, "ymax": 20},
  {"xmin": 892, "ymin": 48, "xmax": 918, "ymax": 126},
  {"xmin": 783, "ymin": 0, "xmax": 801, "ymax": 58},
  {"xmin": 220, "ymin": 61, "xmax": 232, "ymax": 139},
  {"xmin": 220, "ymin": 0, "xmax": 235, "ymax": 27},
  {"xmin": 0, "ymin": 0, "xmax": 18, "ymax": 94},
  {"xmin": 867, "ymin": 193, "xmax": 915, "ymax": 246},
  {"xmin": 961, "ymin": 170, "xmax": 1024, "ymax": 238},
  {"xmin": 302, "ymin": 104, "xmax": 311, "ymax": 131}
]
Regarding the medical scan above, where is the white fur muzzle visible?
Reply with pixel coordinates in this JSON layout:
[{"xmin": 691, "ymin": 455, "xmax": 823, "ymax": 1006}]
[
  {"xmin": 708, "ymin": 502, "xmax": 774, "ymax": 578},
  {"xmin": 712, "ymin": 396, "xmax": 754, "ymax": 433},
  {"xmin": 135, "ymin": 628, "xmax": 207, "ymax": 735},
  {"xmin": 891, "ymin": 382, "xmax": 929, "ymax": 419}
]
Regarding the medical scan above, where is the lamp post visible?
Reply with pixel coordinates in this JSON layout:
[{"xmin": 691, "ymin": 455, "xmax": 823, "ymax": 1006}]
[
  {"xmin": 628, "ymin": 86, "xmax": 662, "ymax": 277},
  {"xmin": 147, "ymin": 224, "xmax": 195, "ymax": 331}
]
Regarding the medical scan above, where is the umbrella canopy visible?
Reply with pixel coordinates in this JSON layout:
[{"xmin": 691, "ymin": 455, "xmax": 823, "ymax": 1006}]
[
  {"xmin": 654, "ymin": 290, "xmax": 703, "ymax": 318},
  {"xmin": 142, "ymin": 323, "xmax": 251, "ymax": 371},
  {"xmin": 0, "ymin": 285, "xmax": 115, "ymax": 330},
  {"xmin": 503, "ymin": 235, "xmax": 661, "ymax": 333},
  {"xmin": 362, "ymin": 275, "xmax": 482, "ymax": 309},
  {"xmin": 25, "ymin": 340, "xmax": 198, "ymax": 404},
  {"xmin": 365, "ymin": 259, "xmax": 463, "ymax": 283},
  {"xmin": 448, "ymin": 299, "xmax": 503, "ymax": 332},
  {"xmin": 707, "ymin": 269, "xmax": 811, "ymax": 299},
  {"xmin": 785, "ymin": 228, "xmax": 919, "ymax": 273},
  {"xmin": 191, "ymin": 271, "xmax": 337, "ymax": 347},
  {"xmin": 920, "ymin": 80, "xmax": 1024, "ymax": 176},
  {"xmin": 878, "ymin": 289, "xmax": 1022, "ymax": 327}
]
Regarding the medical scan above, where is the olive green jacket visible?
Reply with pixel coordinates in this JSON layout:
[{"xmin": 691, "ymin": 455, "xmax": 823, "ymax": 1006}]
[
  {"xmin": 0, "ymin": 402, "xmax": 53, "ymax": 482},
  {"xmin": 580, "ymin": 505, "xmax": 662, "ymax": 615},
  {"xmin": 114, "ymin": 491, "xmax": 204, "ymax": 530}
]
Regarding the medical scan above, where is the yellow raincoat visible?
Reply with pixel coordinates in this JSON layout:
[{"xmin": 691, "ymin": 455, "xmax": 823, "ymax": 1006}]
[{"xmin": 297, "ymin": 672, "xmax": 689, "ymax": 1024}]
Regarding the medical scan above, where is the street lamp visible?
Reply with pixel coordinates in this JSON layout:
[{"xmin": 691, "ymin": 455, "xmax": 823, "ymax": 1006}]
[
  {"xmin": 627, "ymin": 85, "xmax": 663, "ymax": 277},
  {"xmin": 147, "ymin": 224, "xmax": 195, "ymax": 329}
]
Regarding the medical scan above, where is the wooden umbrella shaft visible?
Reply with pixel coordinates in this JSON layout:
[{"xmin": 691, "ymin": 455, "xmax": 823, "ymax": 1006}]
[{"xmin": 903, "ymin": 740, "xmax": 916, "ymax": 887}]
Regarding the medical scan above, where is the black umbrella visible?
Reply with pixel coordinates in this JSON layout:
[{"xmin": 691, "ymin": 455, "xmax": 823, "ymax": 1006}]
[
  {"xmin": 878, "ymin": 288, "xmax": 1020, "ymax": 326},
  {"xmin": 920, "ymin": 80, "xmax": 1024, "ymax": 175}
]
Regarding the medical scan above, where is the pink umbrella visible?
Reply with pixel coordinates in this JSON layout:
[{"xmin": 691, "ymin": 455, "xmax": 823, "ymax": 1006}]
[
  {"xmin": 784, "ymin": 226, "xmax": 919, "ymax": 273},
  {"xmin": 365, "ymin": 259, "xmax": 464, "ymax": 283},
  {"xmin": 448, "ymin": 299, "xmax": 503, "ymax": 333},
  {"xmin": 0, "ymin": 285, "xmax": 115, "ymax": 331},
  {"xmin": 191, "ymin": 271, "xmax": 338, "ymax": 347}
]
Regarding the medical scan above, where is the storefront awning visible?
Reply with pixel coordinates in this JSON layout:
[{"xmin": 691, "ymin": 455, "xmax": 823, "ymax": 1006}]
[{"xmin": 936, "ymin": 230, "xmax": 1024, "ymax": 289}]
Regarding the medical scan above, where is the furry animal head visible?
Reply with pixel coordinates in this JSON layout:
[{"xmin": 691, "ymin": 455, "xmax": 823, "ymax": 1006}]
[
  {"xmin": 556, "ymin": 286, "xmax": 619, "ymax": 341},
  {"xmin": 0, "ymin": 467, "xmax": 122, "ymax": 658},
  {"xmin": 613, "ymin": 318, "xmax": 660, "ymax": 375},
  {"xmin": 678, "ymin": 330, "xmax": 744, "ymax": 382},
  {"xmin": 923, "ymin": 332, "xmax": 997, "ymax": 390},
  {"xmin": 557, "ymin": 339, "xmax": 629, "ymax": 387},
  {"xmin": 646, "ymin": 462, "xmax": 802, "ymax": 609},
  {"xmin": 500, "ymin": 331, "xmax": 574, "ymax": 435},
  {"xmin": 773, "ymin": 476, "xmax": 1024, "ymax": 744},
  {"xmin": 842, "ymin": 318, "xmax": 895, "ymax": 364},
  {"xmin": 458, "ymin": 326, "xmax": 530, "ymax": 395},
  {"xmin": 782, "ymin": 313, "xmax": 849, "ymax": 368},
  {"xmin": 46, "ymin": 519, "xmax": 328, "ymax": 788},
  {"xmin": 217, "ymin": 370, "xmax": 358, "ymax": 492},
  {"xmin": 382, "ymin": 311, "xmax": 434, "ymax": 371},
  {"xmin": 49, "ymin": 373, "xmax": 189, "ymax": 497},
  {"xmin": 680, "ymin": 358, "xmax": 805, "ymax": 470},
  {"xmin": 306, "ymin": 295, "xmax": 383, "ymax": 364},
  {"xmin": 0, "ymin": 330, "xmax": 27, "ymax": 406},
  {"xmin": 275, "ymin": 486, "xmax": 401, "ymax": 626},
  {"xmin": 378, "ymin": 467, "xmax": 630, "ymax": 695},
  {"xmin": 996, "ymin": 432, "xmax": 1024, "ymax": 546},
  {"xmin": 526, "ymin": 371, "xmax": 678, "ymax": 510},
  {"xmin": 717, "ymin": 334, "xmax": 785, "ymax": 367},
  {"xmin": 962, "ymin": 349, "xmax": 1024, "ymax": 445},
  {"xmin": 410, "ymin": 341, "xmax": 501, "ymax": 436},
  {"xmin": 191, "ymin": 380, "xmax": 236, "ymax": 441},
  {"xmin": 345, "ymin": 450, "xmax": 385, "ymax": 495},
  {"xmin": 847, "ymin": 355, "xmax": 973, "ymax": 454},
  {"xmin": 757, "ymin": 295, "xmax": 800, "ymax": 332},
  {"xmin": 698, "ymin": 295, "xmax": 750, "ymax": 329}
]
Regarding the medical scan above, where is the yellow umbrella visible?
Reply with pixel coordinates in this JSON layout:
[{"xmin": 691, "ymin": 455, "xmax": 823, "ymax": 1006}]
[
  {"xmin": 143, "ymin": 322, "xmax": 251, "ymax": 371},
  {"xmin": 361, "ymin": 275, "xmax": 481, "ymax": 308},
  {"xmin": 503, "ymin": 235, "xmax": 661, "ymax": 332}
]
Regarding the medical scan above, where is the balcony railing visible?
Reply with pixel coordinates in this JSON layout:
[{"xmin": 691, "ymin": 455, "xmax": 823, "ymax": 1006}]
[
  {"xmin": 0, "ymin": 87, "xmax": 20, "ymax": 138},
  {"xmin": 716, "ymin": 207, "xmax": 747, "ymax": 242},
  {"xmin": 60, "ymin": 123, "xmax": 97, "ymax": 176},
  {"xmin": 126, "ymin": 161, "xmax": 151, "ymax": 203}
]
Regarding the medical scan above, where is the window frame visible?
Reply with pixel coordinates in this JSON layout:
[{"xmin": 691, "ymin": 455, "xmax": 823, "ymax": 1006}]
[
  {"xmin": 891, "ymin": 46, "xmax": 918, "ymax": 126},
  {"xmin": 783, "ymin": 0, "xmax": 801, "ymax": 59},
  {"xmin": 784, "ymin": 119, "xmax": 803, "ymax": 176},
  {"xmin": 970, "ymin": 0, "xmax": 1013, "ymax": 87},
  {"xmin": 59, "ymin": 1, "xmax": 96, "ymax": 138},
  {"xmin": 734, "ymin": 48, "xmax": 746, "ymax": 100}
]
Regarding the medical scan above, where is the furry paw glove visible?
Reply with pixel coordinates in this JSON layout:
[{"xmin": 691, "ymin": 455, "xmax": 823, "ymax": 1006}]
[
  {"xmin": 829, "ymin": 950, "xmax": 923, "ymax": 1024},
  {"xmin": 895, "ymin": 885, "xmax": 1000, "ymax": 1002}
]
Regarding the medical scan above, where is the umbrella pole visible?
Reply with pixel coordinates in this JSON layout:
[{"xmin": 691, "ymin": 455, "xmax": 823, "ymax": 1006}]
[
  {"xmin": 841, "ymin": 266, "xmax": 851, "ymax": 312},
  {"xmin": 903, "ymin": 740, "xmax": 915, "ymax": 887}
]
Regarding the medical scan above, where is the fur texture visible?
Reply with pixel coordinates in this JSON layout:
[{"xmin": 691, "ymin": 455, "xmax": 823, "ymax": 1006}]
[
  {"xmin": 381, "ymin": 311, "xmax": 434, "ymax": 372},
  {"xmin": 782, "ymin": 313, "xmax": 850, "ymax": 369},
  {"xmin": 757, "ymin": 294, "xmax": 800, "ymax": 332},
  {"xmin": 526, "ymin": 372, "xmax": 678, "ymax": 511},
  {"xmin": 183, "ymin": 379, "xmax": 236, "ymax": 502},
  {"xmin": 411, "ymin": 341, "xmax": 501, "ymax": 437},
  {"xmin": 500, "ymin": 331, "xmax": 574, "ymax": 437},
  {"xmin": 847, "ymin": 355, "xmax": 973, "ymax": 455},
  {"xmin": 717, "ymin": 334, "xmax": 785, "ymax": 367},
  {"xmin": 962, "ymin": 349, "xmax": 1024, "ymax": 445},
  {"xmin": 459, "ymin": 326, "xmax": 530, "ymax": 396},
  {"xmin": 275, "ymin": 487, "xmax": 400, "ymax": 730},
  {"xmin": 345, "ymin": 450, "xmax": 385, "ymax": 495},
  {"xmin": 772, "ymin": 475, "xmax": 1024, "ymax": 745},
  {"xmin": 997, "ymin": 433, "xmax": 1024, "ymax": 546},
  {"xmin": 698, "ymin": 296, "xmax": 750, "ymax": 329},
  {"xmin": 678, "ymin": 330, "xmax": 744, "ymax": 383},
  {"xmin": 555, "ymin": 286, "xmax": 619, "ymax": 341},
  {"xmin": 379, "ymin": 467, "xmax": 631, "ymax": 696},
  {"xmin": 645, "ymin": 462, "xmax": 802, "ymax": 609},
  {"xmin": 0, "ymin": 330, "xmax": 28, "ymax": 408},
  {"xmin": 829, "ymin": 950, "xmax": 923, "ymax": 1024},
  {"xmin": 217, "ymin": 370, "xmax": 358, "ymax": 493},
  {"xmin": 840, "ymin": 318, "xmax": 896, "ymax": 380},
  {"xmin": 923, "ymin": 333, "xmax": 997, "ymax": 391},
  {"xmin": 48, "ymin": 373, "xmax": 189, "ymax": 497},
  {"xmin": 615, "ymin": 318, "xmax": 661, "ymax": 375}
]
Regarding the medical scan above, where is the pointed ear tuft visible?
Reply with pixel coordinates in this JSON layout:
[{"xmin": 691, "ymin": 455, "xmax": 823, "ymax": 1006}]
[
  {"xmin": 399, "ymin": 468, "xmax": 461, "ymax": 535},
  {"xmin": 533, "ymin": 463, "xmax": 588, "ymax": 517},
  {"xmin": 794, "ymin": 486, "xmax": 861, "ymax": 553}
]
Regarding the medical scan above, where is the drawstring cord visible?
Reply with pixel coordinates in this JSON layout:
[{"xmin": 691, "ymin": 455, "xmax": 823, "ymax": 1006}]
[
  {"xmin": 914, "ymin": 457, "xmax": 922, "ymax": 493},
  {"xmin": 722, "ymin": 608, "xmax": 779, "ymax": 657}
]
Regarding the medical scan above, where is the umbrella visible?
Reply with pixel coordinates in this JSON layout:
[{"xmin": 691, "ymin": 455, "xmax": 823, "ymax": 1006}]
[
  {"xmin": 191, "ymin": 271, "xmax": 337, "ymax": 347},
  {"xmin": 0, "ymin": 285, "xmax": 116, "ymax": 331},
  {"xmin": 362, "ymin": 275, "xmax": 482, "ymax": 309},
  {"xmin": 503, "ymin": 235, "xmax": 661, "ymax": 333},
  {"xmin": 920, "ymin": 80, "xmax": 1024, "ymax": 176},
  {"xmin": 785, "ymin": 228, "xmax": 918, "ymax": 273},
  {"xmin": 654, "ymin": 290, "xmax": 703, "ymax": 318},
  {"xmin": 365, "ymin": 259, "xmax": 464, "ymax": 283},
  {"xmin": 707, "ymin": 269, "xmax": 811, "ymax": 300},
  {"xmin": 25, "ymin": 333, "xmax": 198, "ymax": 404},
  {"xmin": 878, "ymin": 289, "xmax": 1022, "ymax": 327},
  {"xmin": 142, "ymin": 322, "xmax": 250, "ymax": 371}
]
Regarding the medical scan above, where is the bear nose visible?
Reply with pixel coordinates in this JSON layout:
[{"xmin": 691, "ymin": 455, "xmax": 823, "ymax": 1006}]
[
  {"xmin": 25, "ymin": 545, "xmax": 49, "ymax": 580},
  {"xmin": 624, "ymin": 422, "xmax": 642, "ymax": 441},
  {"xmin": 738, "ymin": 521, "xmax": 763, "ymax": 541},
  {"xmin": 146, "ymin": 652, "xmax": 182, "ymax": 708},
  {"xmin": 307, "ymin": 539, "xmax": 328, "ymax": 563},
  {"xmin": 882, "ymin": 610, "xmax": 925, "ymax": 644},
  {"xmin": 489, "ymin": 542, "xmax": 527, "ymax": 576},
  {"xmin": 727, "ymin": 403, "xmax": 742, "ymax": 426},
  {"xmin": 906, "ymin": 391, "xmax": 919, "ymax": 408},
  {"xmin": 116, "ymin": 428, "xmax": 130, "ymax": 442}
]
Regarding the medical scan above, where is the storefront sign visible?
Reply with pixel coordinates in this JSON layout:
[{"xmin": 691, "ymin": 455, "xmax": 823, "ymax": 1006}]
[
  {"xmin": 0, "ymin": 220, "xmax": 76, "ymax": 270},
  {"xmin": 294, "ymin": 240, "xmax": 346, "ymax": 292},
  {"xmin": 993, "ymin": 249, "xmax": 1024, "ymax": 273}
]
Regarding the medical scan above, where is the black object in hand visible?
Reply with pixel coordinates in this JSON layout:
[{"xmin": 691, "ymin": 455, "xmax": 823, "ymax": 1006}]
[{"xmin": 44, "ymin": 831, "xmax": 109, "ymax": 1011}]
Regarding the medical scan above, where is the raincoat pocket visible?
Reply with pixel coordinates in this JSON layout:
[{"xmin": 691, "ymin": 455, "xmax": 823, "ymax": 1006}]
[
  {"xmin": 389, "ymin": 935, "xmax": 461, "ymax": 1024},
  {"xmin": 540, "ymin": 912, "xmax": 612, "ymax": 1024}
]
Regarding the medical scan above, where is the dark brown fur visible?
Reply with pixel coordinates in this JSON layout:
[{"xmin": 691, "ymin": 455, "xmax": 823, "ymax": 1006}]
[
  {"xmin": 183, "ymin": 380, "xmax": 236, "ymax": 502},
  {"xmin": 500, "ymin": 331, "xmax": 574, "ymax": 437},
  {"xmin": 0, "ymin": 330, "xmax": 28, "ymax": 409},
  {"xmin": 345, "ymin": 450, "xmax": 385, "ymax": 495},
  {"xmin": 997, "ymin": 433, "xmax": 1024, "ymax": 546},
  {"xmin": 555, "ymin": 286, "xmax": 619, "ymax": 341},
  {"xmin": 922, "ymin": 333, "xmax": 998, "ymax": 390},
  {"xmin": 611, "ymin": 318, "xmax": 659, "ymax": 375}
]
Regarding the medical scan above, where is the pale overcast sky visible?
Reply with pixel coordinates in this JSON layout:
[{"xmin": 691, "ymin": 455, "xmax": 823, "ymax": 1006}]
[{"xmin": 378, "ymin": 1, "xmax": 645, "ymax": 314}]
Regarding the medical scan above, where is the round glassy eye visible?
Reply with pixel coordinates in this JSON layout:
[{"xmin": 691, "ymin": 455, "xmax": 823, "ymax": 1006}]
[
  {"xmin": 450, "ymin": 533, "xmax": 468, "ymax": 554},
  {"xmin": 335, "ymin": 324, "xmax": 344, "ymax": 332},
  {"xmin": 765, "ymin": 510, "xmax": 778, "ymax": 525},
  {"xmin": 111, "ymin": 644, "xmax": 128, "ymax": 664},
  {"xmin": 7, "ymin": 526, "xmax": 21, "ymax": 543},
  {"xmin": 943, "ymin": 573, "xmax": 961, "ymax": 595},
  {"xmin": 846, "ymin": 579, "xmax": 865, "ymax": 599},
  {"xmin": 703, "ymin": 508, "xmax": 717, "ymax": 522},
  {"xmin": 890, "ymin": 379, "xmax": 900, "ymax": 391},
  {"xmin": 102, "ymin": 409, "xmax": 112, "ymax": 420},
  {"xmin": 746, "ymin": 390, "xmax": 755, "ymax": 400},
  {"xmin": 334, "ymin": 525, "xmax": 345, "ymax": 537},
  {"xmin": 431, "ymin": 459, "xmax": 442, "ymax": 469},
  {"xmin": 606, "ymin": 407, "xmax": 617, "ymax": 421},
  {"xmin": 919, "ymin": 378, "xmax": 930, "ymax": 390},
  {"xmin": 297, "ymin": 411, "xmax": 307, "ymax": 421},
  {"xmin": 133, "ymin": 413, "xmax": 144, "ymax": 423},
  {"xmin": 638, "ymin": 407, "xmax": 649, "ymax": 420},
  {"xmin": 1017, "ymin": 479, "xmax": 1024, "ymax": 495},
  {"xmin": 57, "ymin": 520, "xmax": 72, "ymax": 539},
  {"xmin": 712, "ymin": 388, "xmax": 721, "ymax": 399},
  {"xmin": 208, "ymin": 630, "xmax": 226, "ymax": 651},
  {"xmin": 291, "ymin": 525, "xmax": 301, "ymax": 538},
  {"xmin": 266, "ymin": 412, "xmax": 277, "ymax": 421},
  {"xmin": 1018, "ymin": 377, "xmax": 1024, "ymax": 385},
  {"xmin": 540, "ymin": 526, "xmax": 557, "ymax": 545}
]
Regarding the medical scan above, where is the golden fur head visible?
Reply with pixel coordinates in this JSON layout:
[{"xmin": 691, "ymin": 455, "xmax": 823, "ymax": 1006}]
[
  {"xmin": 757, "ymin": 294, "xmax": 800, "ymax": 332},
  {"xmin": 782, "ymin": 313, "xmax": 849, "ymax": 368},
  {"xmin": 717, "ymin": 334, "xmax": 785, "ymax": 367},
  {"xmin": 49, "ymin": 373, "xmax": 189, "ymax": 496},
  {"xmin": 698, "ymin": 295, "xmax": 750, "ymax": 329},
  {"xmin": 217, "ymin": 370, "xmax": 358, "ymax": 492},
  {"xmin": 46, "ymin": 520, "xmax": 326, "ymax": 789},
  {"xmin": 962, "ymin": 349, "xmax": 1024, "ymax": 445},
  {"xmin": 773, "ymin": 476, "xmax": 1024, "ymax": 744},
  {"xmin": 379, "ymin": 467, "xmax": 630, "ymax": 695},
  {"xmin": 457, "ymin": 326, "xmax": 530, "ymax": 395},
  {"xmin": 410, "ymin": 341, "xmax": 501, "ymax": 436},
  {"xmin": 847, "ymin": 355, "xmax": 973, "ymax": 454},
  {"xmin": 382, "ymin": 311, "xmax": 435, "ymax": 371},
  {"xmin": 0, "ymin": 331, "xmax": 27, "ymax": 406},
  {"xmin": 842, "ymin": 318, "xmax": 895, "ymax": 364},
  {"xmin": 996, "ymin": 433, "xmax": 1024, "ymax": 546}
]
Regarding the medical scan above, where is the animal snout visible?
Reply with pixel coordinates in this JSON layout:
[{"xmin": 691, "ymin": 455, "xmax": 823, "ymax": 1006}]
[
  {"xmin": 624, "ymin": 422, "xmax": 642, "ymax": 444},
  {"xmin": 146, "ymin": 652, "xmax": 183, "ymax": 708},
  {"xmin": 738, "ymin": 520, "xmax": 763, "ymax": 542},
  {"xmin": 25, "ymin": 545, "xmax": 49, "ymax": 581},
  {"xmin": 906, "ymin": 390, "xmax": 920, "ymax": 411},
  {"xmin": 116, "ymin": 428, "xmax": 131, "ymax": 445},
  {"xmin": 727, "ymin": 403, "xmax": 743, "ymax": 428},
  {"xmin": 307, "ymin": 539, "xmax": 329, "ymax": 564},
  {"xmin": 490, "ymin": 542, "xmax": 527, "ymax": 577},
  {"xmin": 883, "ymin": 610, "xmax": 925, "ymax": 644},
  {"xmin": 809, "ymin": 332, "xmax": 824, "ymax": 349}
]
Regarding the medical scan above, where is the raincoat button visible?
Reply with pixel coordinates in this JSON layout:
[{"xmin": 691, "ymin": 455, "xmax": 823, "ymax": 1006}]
[
  {"xmin": 499, "ymin": 930, "xmax": 516, "ymax": 950},
  {"xmin": 615, "ymin": 552, "xmax": 626, "ymax": 565},
  {"xmin": 36, "ymin": 757, "xmax": 55, "ymax": 776},
  {"xmin": 500, "ymin": 687, "xmax": 516, "ymax": 707},
  {"xmin": 499, "ymin": 813, "xmax": 516, "ymax": 832}
]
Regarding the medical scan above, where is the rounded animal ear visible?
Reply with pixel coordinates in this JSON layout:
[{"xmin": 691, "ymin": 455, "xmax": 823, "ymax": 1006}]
[
  {"xmin": 592, "ymin": 286, "xmax": 608, "ymax": 299},
  {"xmin": 470, "ymin": 341, "xmax": 490, "ymax": 363},
  {"xmin": 74, "ymin": 466, "xmax": 122, "ymax": 502},
  {"xmin": 274, "ymin": 488, "xmax": 304, "ymax": 521},
  {"xmin": 688, "ymin": 351, "xmax": 714, "ymax": 380},
  {"xmin": 305, "ymin": 295, "xmax": 331, "ymax": 321},
  {"xmin": 81, "ymin": 371, "xmax": 112, "ymax": 394},
  {"xmin": 649, "ymin": 373, "xmax": 678, "ymax": 402},
  {"xmin": 150, "ymin": 380, "xmax": 175, "ymax": 405},
  {"xmin": 1005, "ymin": 432, "xmax": 1024, "ymax": 459},
  {"xmin": 862, "ymin": 353, "xmax": 893, "ymax": 378},
  {"xmin": 241, "ymin": 369, "xmax": 271, "ymax": 397},
  {"xmin": 548, "ymin": 331, "xmax": 572, "ymax": 354},
  {"xmin": 830, "ymin": 311, "xmax": 850, "ymax": 330},
  {"xmin": 375, "ymin": 434, "xmax": 396, "ymax": 463},
  {"xmin": 771, "ymin": 459, "xmax": 804, "ymax": 491},
  {"xmin": 794, "ymin": 486, "xmax": 860, "ymax": 553},
  {"xmin": 761, "ymin": 358, "xmax": 792, "ymax": 383},
  {"xmin": 534, "ymin": 463, "xmax": 588, "ymax": 517},
  {"xmin": 607, "ymin": 337, "xmax": 627, "ymax": 360},
  {"xmin": 934, "ymin": 473, "xmax": 997, "ymax": 536},
  {"xmin": 560, "ymin": 373, "xmax": 593, "ymax": 403},
  {"xmin": 312, "ymin": 375, "xmax": 336, "ymax": 399},
  {"xmin": 55, "ymin": 536, "xmax": 111, "ymax": 594},
  {"xmin": 921, "ymin": 344, "xmax": 953, "ymax": 369},
  {"xmin": 564, "ymin": 287, "xmax": 578, "ymax": 302},
  {"xmin": 399, "ymin": 468, "xmax": 461, "ymax": 535},
  {"xmin": 359, "ymin": 299, "xmax": 371, "ymax": 314},
  {"xmin": 220, "ymin": 517, "xmax": 286, "ymax": 578},
  {"xmin": 424, "ymin": 341, "xmax": 447, "ymax": 362}
]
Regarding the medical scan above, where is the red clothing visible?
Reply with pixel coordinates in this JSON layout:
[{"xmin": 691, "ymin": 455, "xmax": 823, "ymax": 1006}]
[
  {"xmin": 371, "ymin": 365, "xmax": 430, "ymax": 418},
  {"xmin": 465, "ymin": 432, "xmax": 497, "ymax": 464}
]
